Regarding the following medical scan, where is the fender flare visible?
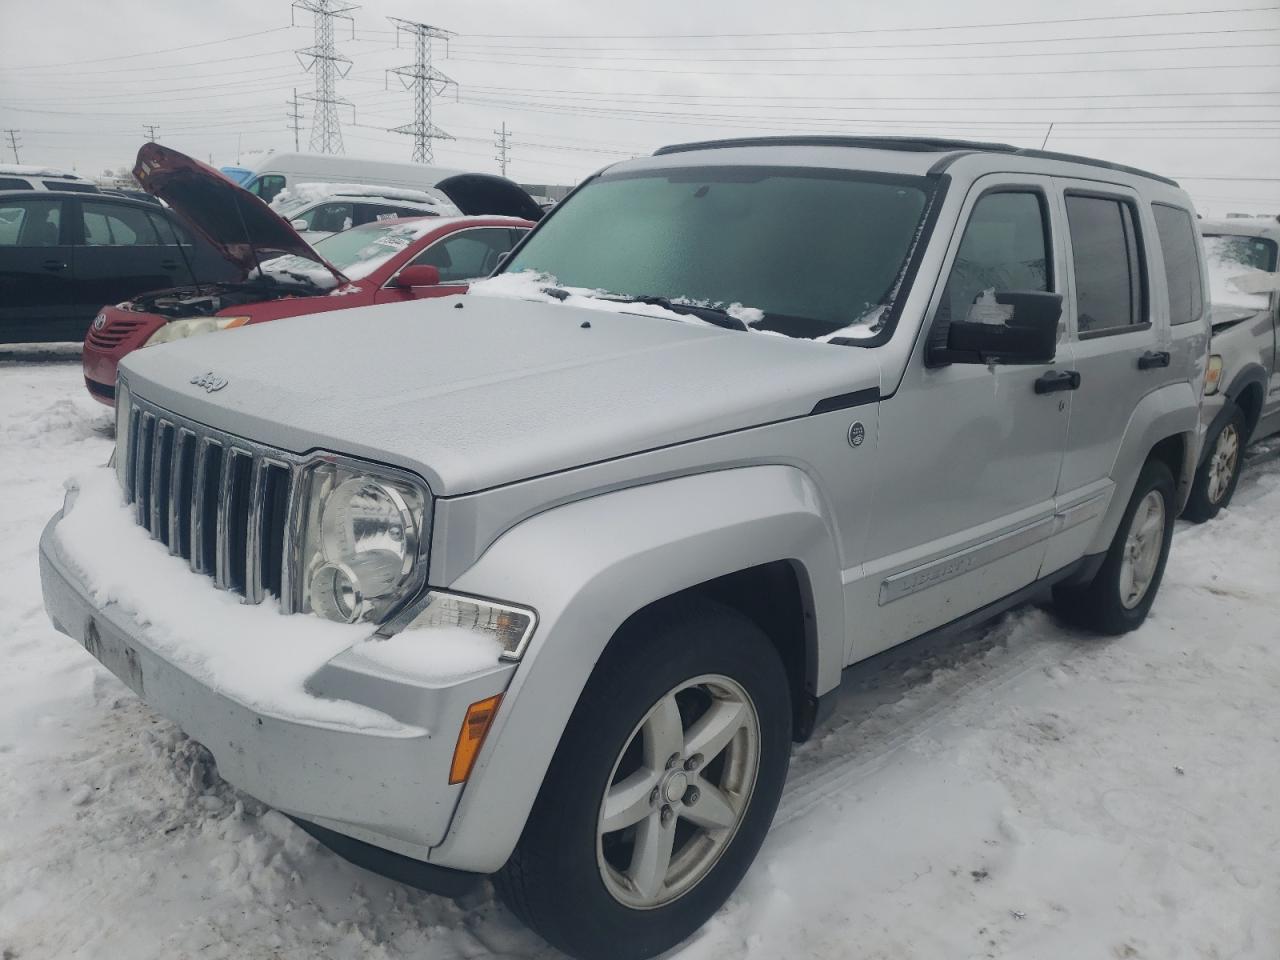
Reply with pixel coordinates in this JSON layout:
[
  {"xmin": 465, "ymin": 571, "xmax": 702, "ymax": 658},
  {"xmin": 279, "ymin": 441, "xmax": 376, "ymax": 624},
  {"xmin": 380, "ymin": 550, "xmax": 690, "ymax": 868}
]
[
  {"xmin": 1088, "ymin": 381, "xmax": 1199, "ymax": 555},
  {"xmin": 428, "ymin": 464, "xmax": 844, "ymax": 873},
  {"xmin": 1222, "ymin": 362, "xmax": 1270, "ymax": 435}
]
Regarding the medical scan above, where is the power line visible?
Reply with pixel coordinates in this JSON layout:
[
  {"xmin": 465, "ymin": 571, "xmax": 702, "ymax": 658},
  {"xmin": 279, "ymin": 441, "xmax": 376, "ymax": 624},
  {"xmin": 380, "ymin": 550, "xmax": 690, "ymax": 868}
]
[
  {"xmin": 0, "ymin": 26, "xmax": 300, "ymax": 71},
  {"xmin": 3, "ymin": 129, "xmax": 20, "ymax": 163},
  {"xmin": 294, "ymin": 0, "xmax": 359, "ymax": 154},
  {"xmin": 384, "ymin": 17, "xmax": 456, "ymax": 163},
  {"xmin": 458, "ymin": 6, "xmax": 1280, "ymax": 39},
  {"xmin": 287, "ymin": 88, "xmax": 304, "ymax": 152},
  {"xmin": 494, "ymin": 121, "xmax": 511, "ymax": 174}
]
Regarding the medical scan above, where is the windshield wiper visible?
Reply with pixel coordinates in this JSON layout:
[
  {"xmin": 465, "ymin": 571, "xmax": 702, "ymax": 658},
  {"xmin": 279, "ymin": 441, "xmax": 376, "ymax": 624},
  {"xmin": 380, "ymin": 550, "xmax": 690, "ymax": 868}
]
[{"xmin": 601, "ymin": 294, "xmax": 749, "ymax": 331}]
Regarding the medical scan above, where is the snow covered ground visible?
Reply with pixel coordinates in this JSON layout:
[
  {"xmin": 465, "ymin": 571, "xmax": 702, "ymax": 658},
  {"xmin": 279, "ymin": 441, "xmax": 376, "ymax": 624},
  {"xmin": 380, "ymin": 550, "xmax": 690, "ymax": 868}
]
[{"xmin": 1, "ymin": 358, "xmax": 1277, "ymax": 960}]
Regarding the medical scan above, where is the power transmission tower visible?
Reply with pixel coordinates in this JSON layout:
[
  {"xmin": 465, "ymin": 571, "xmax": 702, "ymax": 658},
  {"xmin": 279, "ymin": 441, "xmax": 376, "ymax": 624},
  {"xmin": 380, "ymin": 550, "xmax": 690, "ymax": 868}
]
[
  {"xmin": 143, "ymin": 124, "xmax": 159, "ymax": 142},
  {"xmin": 293, "ymin": 0, "xmax": 358, "ymax": 154},
  {"xmin": 286, "ymin": 88, "xmax": 304, "ymax": 152},
  {"xmin": 385, "ymin": 17, "xmax": 455, "ymax": 164},
  {"xmin": 494, "ymin": 122, "xmax": 510, "ymax": 176},
  {"xmin": 3, "ymin": 129, "xmax": 20, "ymax": 163}
]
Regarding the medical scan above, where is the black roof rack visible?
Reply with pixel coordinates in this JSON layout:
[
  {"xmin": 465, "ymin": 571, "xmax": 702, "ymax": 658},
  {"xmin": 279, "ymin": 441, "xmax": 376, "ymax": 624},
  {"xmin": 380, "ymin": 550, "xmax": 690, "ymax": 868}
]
[{"xmin": 651, "ymin": 135, "xmax": 1178, "ymax": 188}]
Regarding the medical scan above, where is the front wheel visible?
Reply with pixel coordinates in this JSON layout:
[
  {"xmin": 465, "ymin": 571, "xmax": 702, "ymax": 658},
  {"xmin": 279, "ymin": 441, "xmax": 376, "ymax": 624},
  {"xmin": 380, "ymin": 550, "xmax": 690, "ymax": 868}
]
[
  {"xmin": 1053, "ymin": 458, "xmax": 1176, "ymax": 635},
  {"xmin": 495, "ymin": 598, "xmax": 792, "ymax": 960},
  {"xmin": 1183, "ymin": 405, "xmax": 1246, "ymax": 522}
]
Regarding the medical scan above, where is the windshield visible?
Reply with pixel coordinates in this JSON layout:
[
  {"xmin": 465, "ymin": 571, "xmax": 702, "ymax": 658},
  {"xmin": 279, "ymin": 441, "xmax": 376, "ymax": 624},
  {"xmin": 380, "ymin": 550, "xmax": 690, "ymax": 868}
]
[
  {"xmin": 1202, "ymin": 234, "xmax": 1278, "ymax": 311},
  {"xmin": 502, "ymin": 166, "xmax": 934, "ymax": 341}
]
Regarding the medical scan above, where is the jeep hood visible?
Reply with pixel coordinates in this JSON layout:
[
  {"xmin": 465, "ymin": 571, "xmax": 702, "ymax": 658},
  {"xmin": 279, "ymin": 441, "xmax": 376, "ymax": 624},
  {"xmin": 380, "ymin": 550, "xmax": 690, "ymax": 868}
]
[
  {"xmin": 133, "ymin": 143, "xmax": 348, "ymax": 286},
  {"xmin": 118, "ymin": 296, "xmax": 881, "ymax": 495}
]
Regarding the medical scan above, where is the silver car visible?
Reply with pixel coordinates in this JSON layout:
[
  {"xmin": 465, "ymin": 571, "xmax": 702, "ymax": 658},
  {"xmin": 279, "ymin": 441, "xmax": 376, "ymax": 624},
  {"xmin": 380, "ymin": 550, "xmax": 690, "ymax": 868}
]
[
  {"xmin": 40, "ymin": 136, "xmax": 1208, "ymax": 960},
  {"xmin": 1184, "ymin": 216, "xmax": 1280, "ymax": 520}
]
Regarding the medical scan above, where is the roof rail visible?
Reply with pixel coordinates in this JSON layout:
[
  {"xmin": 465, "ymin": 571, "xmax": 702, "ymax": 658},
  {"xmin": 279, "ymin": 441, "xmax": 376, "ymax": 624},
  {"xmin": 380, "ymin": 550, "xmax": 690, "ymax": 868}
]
[{"xmin": 651, "ymin": 135, "xmax": 1179, "ymax": 187}]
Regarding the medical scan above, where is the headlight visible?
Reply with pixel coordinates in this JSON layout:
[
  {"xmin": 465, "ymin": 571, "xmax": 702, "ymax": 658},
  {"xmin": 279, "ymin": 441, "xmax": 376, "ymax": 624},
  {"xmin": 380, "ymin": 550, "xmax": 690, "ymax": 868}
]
[
  {"xmin": 1204, "ymin": 354, "xmax": 1223, "ymax": 396},
  {"xmin": 143, "ymin": 315, "xmax": 250, "ymax": 347},
  {"xmin": 301, "ymin": 462, "xmax": 429, "ymax": 624},
  {"xmin": 397, "ymin": 591, "xmax": 537, "ymax": 661}
]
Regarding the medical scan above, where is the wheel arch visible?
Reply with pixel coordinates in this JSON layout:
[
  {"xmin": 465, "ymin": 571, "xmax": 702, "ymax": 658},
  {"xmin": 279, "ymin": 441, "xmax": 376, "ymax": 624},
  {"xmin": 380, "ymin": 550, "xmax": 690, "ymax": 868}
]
[
  {"xmin": 1088, "ymin": 381, "xmax": 1199, "ymax": 554},
  {"xmin": 431, "ymin": 464, "xmax": 845, "ymax": 873},
  {"xmin": 1224, "ymin": 363, "xmax": 1268, "ymax": 440}
]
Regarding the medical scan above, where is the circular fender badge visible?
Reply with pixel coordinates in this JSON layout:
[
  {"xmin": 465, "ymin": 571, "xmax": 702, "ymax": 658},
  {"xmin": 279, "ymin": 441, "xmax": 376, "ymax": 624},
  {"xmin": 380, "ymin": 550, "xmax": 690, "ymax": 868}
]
[{"xmin": 848, "ymin": 421, "xmax": 866, "ymax": 447}]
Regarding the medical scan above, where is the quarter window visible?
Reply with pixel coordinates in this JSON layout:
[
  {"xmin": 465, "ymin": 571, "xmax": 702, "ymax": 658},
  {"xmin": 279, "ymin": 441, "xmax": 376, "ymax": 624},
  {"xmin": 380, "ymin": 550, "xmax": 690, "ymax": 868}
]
[
  {"xmin": 412, "ymin": 228, "xmax": 520, "ymax": 283},
  {"xmin": 82, "ymin": 201, "xmax": 160, "ymax": 246},
  {"xmin": 0, "ymin": 177, "xmax": 33, "ymax": 190},
  {"xmin": 1065, "ymin": 194, "xmax": 1147, "ymax": 334},
  {"xmin": 0, "ymin": 198, "xmax": 62, "ymax": 246},
  {"xmin": 1151, "ymin": 204, "xmax": 1204, "ymax": 325},
  {"xmin": 940, "ymin": 190, "xmax": 1051, "ymax": 326}
]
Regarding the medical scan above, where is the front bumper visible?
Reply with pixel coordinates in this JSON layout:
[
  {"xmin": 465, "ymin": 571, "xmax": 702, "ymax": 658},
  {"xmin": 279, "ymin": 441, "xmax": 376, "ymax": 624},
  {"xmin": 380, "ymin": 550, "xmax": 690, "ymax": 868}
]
[{"xmin": 38, "ymin": 512, "xmax": 514, "ymax": 884}]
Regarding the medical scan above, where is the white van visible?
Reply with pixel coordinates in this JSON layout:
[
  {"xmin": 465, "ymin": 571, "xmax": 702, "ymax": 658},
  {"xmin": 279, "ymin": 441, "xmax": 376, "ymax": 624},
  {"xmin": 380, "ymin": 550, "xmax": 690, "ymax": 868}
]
[{"xmin": 241, "ymin": 153, "xmax": 543, "ymax": 221}]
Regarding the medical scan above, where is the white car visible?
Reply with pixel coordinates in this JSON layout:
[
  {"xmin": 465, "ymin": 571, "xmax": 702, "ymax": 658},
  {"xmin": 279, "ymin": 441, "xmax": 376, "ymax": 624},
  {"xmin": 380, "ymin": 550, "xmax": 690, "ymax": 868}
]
[{"xmin": 0, "ymin": 163, "xmax": 100, "ymax": 194}]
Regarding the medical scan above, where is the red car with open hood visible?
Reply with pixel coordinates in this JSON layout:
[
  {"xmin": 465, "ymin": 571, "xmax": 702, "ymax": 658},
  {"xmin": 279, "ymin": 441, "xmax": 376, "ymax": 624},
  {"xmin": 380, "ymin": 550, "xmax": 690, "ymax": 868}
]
[{"xmin": 82, "ymin": 144, "xmax": 538, "ymax": 405}]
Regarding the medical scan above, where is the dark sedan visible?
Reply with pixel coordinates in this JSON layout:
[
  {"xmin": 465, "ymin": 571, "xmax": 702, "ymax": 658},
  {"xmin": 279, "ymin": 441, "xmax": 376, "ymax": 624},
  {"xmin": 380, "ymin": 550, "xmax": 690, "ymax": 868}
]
[{"xmin": 0, "ymin": 190, "xmax": 238, "ymax": 343}]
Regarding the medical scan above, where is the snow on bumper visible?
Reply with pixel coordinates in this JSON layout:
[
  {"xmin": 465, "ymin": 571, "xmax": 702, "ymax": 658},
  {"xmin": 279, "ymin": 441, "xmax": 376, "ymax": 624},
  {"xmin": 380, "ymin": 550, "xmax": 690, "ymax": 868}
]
[{"xmin": 38, "ymin": 508, "xmax": 516, "ymax": 865}]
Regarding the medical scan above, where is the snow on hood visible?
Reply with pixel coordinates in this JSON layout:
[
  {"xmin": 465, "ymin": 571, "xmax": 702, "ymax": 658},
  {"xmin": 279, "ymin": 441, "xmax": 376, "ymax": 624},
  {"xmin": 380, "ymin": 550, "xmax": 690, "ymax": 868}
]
[
  {"xmin": 132, "ymin": 143, "xmax": 347, "ymax": 287},
  {"xmin": 271, "ymin": 181, "xmax": 460, "ymax": 215},
  {"xmin": 1203, "ymin": 236, "xmax": 1274, "ymax": 313},
  {"xmin": 118, "ymin": 292, "xmax": 881, "ymax": 496}
]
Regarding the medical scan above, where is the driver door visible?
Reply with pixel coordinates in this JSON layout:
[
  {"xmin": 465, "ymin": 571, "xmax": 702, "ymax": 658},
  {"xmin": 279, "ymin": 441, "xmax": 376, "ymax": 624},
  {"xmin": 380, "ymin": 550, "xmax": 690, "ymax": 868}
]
[{"xmin": 852, "ymin": 176, "xmax": 1073, "ymax": 660}]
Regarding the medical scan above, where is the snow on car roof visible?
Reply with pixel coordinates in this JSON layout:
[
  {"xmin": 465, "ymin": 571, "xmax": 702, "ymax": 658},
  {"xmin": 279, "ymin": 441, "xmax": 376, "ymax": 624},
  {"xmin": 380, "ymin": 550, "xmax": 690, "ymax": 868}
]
[
  {"xmin": 0, "ymin": 163, "xmax": 92, "ymax": 180},
  {"xmin": 271, "ymin": 181, "xmax": 454, "ymax": 209}
]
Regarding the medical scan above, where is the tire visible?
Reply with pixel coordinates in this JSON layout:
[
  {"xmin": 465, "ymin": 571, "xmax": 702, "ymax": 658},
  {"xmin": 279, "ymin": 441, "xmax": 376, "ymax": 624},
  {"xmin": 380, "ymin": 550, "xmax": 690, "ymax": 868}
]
[
  {"xmin": 1183, "ymin": 405, "xmax": 1246, "ymax": 523},
  {"xmin": 1053, "ymin": 458, "xmax": 1176, "ymax": 635},
  {"xmin": 494, "ymin": 597, "xmax": 792, "ymax": 960}
]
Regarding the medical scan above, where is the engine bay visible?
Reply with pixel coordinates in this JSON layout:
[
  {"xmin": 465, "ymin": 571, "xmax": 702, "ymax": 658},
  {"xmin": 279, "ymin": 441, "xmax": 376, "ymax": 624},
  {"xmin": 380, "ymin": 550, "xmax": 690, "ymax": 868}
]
[{"xmin": 129, "ymin": 283, "xmax": 314, "ymax": 319}]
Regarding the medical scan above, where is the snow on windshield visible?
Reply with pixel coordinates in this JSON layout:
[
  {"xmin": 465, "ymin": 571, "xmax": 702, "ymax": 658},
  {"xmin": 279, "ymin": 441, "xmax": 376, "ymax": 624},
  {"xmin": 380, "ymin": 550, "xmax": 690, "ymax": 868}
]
[
  {"xmin": 1203, "ymin": 235, "xmax": 1275, "ymax": 311},
  {"xmin": 471, "ymin": 269, "xmax": 870, "ymax": 340},
  {"xmin": 257, "ymin": 219, "xmax": 445, "ymax": 288}
]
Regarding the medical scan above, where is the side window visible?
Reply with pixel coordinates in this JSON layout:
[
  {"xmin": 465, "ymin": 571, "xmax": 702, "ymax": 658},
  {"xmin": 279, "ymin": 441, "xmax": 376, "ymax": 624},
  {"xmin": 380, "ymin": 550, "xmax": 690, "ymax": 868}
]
[
  {"xmin": 248, "ymin": 175, "xmax": 285, "ymax": 203},
  {"xmin": 0, "ymin": 198, "xmax": 62, "ymax": 246},
  {"xmin": 1065, "ymin": 194, "xmax": 1147, "ymax": 334},
  {"xmin": 0, "ymin": 177, "xmax": 33, "ymax": 190},
  {"xmin": 45, "ymin": 180, "xmax": 97, "ymax": 194},
  {"xmin": 411, "ymin": 228, "xmax": 519, "ymax": 283},
  {"xmin": 939, "ymin": 190, "xmax": 1050, "ymax": 326},
  {"xmin": 1151, "ymin": 204, "xmax": 1204, "ymax": 325},
  {"xmin": 391, "ymin": 205, "xmax": 435, "ymax": 220},
  {"xmin": 81, "ymin": 201, "xmax": 160, "ymax": 246},
  {"xmin": 310, "ymin": 202, "xmax": 354, "ymax": 233}
]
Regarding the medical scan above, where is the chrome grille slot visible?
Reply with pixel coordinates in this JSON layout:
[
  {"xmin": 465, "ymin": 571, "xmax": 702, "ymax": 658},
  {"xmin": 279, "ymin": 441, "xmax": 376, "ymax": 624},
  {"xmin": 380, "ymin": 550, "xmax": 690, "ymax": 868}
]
[{"xmin": 119, "ymin": 394, "xmax": 301, "ymax": 611}]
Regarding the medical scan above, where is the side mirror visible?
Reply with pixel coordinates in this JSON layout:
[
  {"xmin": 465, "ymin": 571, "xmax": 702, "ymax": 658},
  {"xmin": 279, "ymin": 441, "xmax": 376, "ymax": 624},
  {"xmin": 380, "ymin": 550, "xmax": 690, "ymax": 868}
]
[
  {"xmin": 392, "ymin": 264, "xmax": 441, "ymax": 288},
  {"xmin": 1228, "ymin": 272, "xmax": 1280, "ymax": 295},
  {"xmin": 495, "ymin": 251, "xmax": 510, "ymax": 268},
  {"xmin": 931, "ymin": 290, "xmax": 1062, "ymax": 366},
  {"xmin": 290, "ymin": 219, "xmax": 308, "ymax": 231}
]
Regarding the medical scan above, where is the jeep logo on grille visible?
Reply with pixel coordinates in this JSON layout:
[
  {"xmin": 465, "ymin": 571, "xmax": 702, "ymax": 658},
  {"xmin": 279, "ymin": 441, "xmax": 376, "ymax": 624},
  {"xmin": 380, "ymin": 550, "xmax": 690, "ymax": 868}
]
[
  {"xmin": 92, "ymin": 313, "xmax": 107, "ymax": 331},
  {"xmin": 189, "ymin": 371, "xmax": 228, "ymax": 393}
]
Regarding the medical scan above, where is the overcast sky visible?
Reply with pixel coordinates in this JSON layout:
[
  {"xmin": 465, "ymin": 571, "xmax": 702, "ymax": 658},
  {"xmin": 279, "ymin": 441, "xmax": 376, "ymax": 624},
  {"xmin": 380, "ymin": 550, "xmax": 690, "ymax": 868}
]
[{"xmin": 1, "ymin": 0, "xmax": 1277, "ymax": 213}]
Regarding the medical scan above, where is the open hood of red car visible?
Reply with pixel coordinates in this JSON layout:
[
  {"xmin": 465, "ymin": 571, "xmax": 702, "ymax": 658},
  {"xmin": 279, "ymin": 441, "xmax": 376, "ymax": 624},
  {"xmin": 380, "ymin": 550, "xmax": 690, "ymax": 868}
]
[{"xmin": 133, "ymin": 143, "xmax": 348, "ymax": 286}]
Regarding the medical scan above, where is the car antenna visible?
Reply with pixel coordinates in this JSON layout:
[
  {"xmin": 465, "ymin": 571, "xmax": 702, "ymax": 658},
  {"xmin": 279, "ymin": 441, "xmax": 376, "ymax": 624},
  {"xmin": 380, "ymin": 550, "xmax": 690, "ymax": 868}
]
[{"xmin": 232, "ymin": 193, "xmax": 265, "ymax": 281}]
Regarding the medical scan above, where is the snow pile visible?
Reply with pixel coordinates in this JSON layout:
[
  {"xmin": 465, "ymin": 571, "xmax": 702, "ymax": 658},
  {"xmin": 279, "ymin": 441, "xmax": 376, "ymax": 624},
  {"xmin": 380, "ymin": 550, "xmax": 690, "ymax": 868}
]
[
  {"xmin": 53, "ymin": 465, "xmax": 413, "ymax": 733},
  {"xmin": 1203, "ymin": 236, "xmax": 1274, "ymax": 312}
]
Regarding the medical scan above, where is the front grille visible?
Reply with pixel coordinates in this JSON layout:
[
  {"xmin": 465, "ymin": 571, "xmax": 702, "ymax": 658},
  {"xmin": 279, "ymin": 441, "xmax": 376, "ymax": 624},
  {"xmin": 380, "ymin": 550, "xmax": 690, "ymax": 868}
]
[
  {"xmin": 88, "ymin": 315, "xmax": 149, "ymax": 348},
  {"xmin": 121, "ymin": 394, "xmax": 302, "ymax": 610}
]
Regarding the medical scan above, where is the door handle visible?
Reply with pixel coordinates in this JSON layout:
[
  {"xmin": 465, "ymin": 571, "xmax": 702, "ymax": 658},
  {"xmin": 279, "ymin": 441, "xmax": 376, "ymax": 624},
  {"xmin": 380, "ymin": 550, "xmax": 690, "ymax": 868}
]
[
  {"xmin": 41, "ymin": 259, "xmax": 67, "ymax": 271},
  {"xmin": 1137, "ymin": 350, "xmax": 1171, "ymax": 370},
  {"xmin": 1034, "ymin": 370, "xmax": 1082, "ymax": 394},
  {"xmin": 160, "ymin": 259, "xmax": 179, "ymax": 270}
]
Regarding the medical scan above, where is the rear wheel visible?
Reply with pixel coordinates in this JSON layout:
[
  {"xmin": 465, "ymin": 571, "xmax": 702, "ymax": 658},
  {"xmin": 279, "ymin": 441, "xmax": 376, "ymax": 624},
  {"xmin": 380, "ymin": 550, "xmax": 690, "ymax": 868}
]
[
  {"xmin": 1183, "ymin": 405, "xmax": 1246, "ymax": 522},
  {"xmin": 1053, "ymin": 458, "xmax": 1176, "ymax": 635},
  {"xmin": 495, "ymin": 598, "xmax": 792, "ymax": 960}
]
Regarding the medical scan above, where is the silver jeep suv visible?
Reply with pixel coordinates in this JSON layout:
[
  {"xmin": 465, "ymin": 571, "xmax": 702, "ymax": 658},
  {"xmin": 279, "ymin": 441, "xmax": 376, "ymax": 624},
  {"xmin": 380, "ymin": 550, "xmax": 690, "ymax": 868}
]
[
  {"xmin": 1183, "ymin": 216, "xmax": 1280, "ymax": 521},
  {"xmin": 40, "ymin": 136, "xmax": 1208, "ymax": 960}
]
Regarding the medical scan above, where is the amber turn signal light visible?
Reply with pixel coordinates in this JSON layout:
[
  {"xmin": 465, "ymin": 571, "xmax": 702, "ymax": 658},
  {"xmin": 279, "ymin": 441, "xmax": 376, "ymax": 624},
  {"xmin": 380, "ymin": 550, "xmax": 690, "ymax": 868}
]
[{"xmin": 449, "ymin": 694, "xmax": 503, "ymax": 785}]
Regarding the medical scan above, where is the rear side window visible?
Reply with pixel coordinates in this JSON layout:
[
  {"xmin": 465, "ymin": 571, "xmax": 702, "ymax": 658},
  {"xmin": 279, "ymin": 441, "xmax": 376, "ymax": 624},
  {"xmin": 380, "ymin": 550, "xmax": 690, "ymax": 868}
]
[
  {"xmin": 0, "ymin": 177, "xmax": 33, "ymax": 190},
  {"xmin": 0, "ymin": 198, "xmax": 62, "ymax": 246},
  {"xmin": 82, "ymin": 200, "xmax": 160, "ymax": 246},
  {"xmin": 248, "ymin": 175, "xmax": 285, "ymax": 203},
  {"xmin": 1151, "ymin": 204, "xmax": 1204, "ymax": 325},
  {"xmin": 148, "ymin": 212, "xmax": 193, "ymax": 246},
  {"xmin": 1065, "ymin": 194, "xmax": 1147, "ymax": 335}
]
